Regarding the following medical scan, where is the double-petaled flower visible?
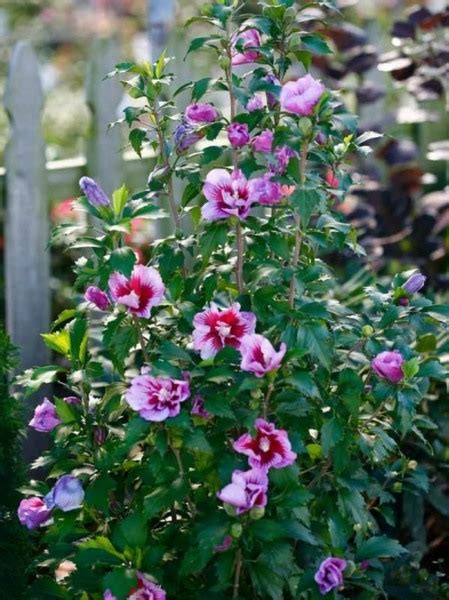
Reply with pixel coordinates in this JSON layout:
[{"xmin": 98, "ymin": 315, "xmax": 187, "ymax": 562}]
[
  {"xmin": 109, "ymin": 264, "xmax": 165, "ymax": 318},
  {"xmin": 314, "ymin": 557, "xmax": 347, "ymax": 595},
  {"xmin": 192, "ymin": 303, "xmax": 256, "ymax": 359},
  {"xmin": 17, "ymin": 497, "xmax": 52, "ymax": 530},
  {"xmin": 104, "ymin": 572, "xmax": 166, "ymax": 600},
  {"xmin": 234, "ymin": 418, "xmax": 297, "ymax": 471},
  {"xmin": 126, "ymin": 375, "xmax": 190, "ymax": 422},
  {"xmin": 202, "ymin": 169, "xmax": 255, "ymax": 221},
  {"xmin": 371, "ymin": 350, "xmax": 404, "ymax": 384},
  {"xmin": 217, "ymin": 468, "xmax": 268, "ymax": 515}
]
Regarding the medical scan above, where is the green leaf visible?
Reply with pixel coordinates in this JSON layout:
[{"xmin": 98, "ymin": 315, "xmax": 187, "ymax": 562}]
[
  {"xmin": 302, "ymin": 34, "xmax": 332, "ymax": 55},
  {"xmin": 103, "ymin": 569, "xmax": 137, "ymax": 600},
  {"xmin": 16, "ymin": 365, "xmax": 64, "ymax": 396},
  {"xmin": 286, "ymin": 371, "xmax": 319, "ymax": 398},
  {"xmin": 113, "ymin": 513, "xmax": 148, "ymax": 549},
  {"xmin": 403, "ymin": 357, "xmax": 419, "ymax": 379},
  {"xmin": 85, "ymin": 474, "xmax": 116, "ymax": 513},
  {"xmin": 355, "ymin": 536, "xmax": 407, "ymax": 561},
  {"xmin": 338, "ymin": 368, "xmax": 363, "ymax": 416},
  {"xmin": 69, "ymin": 316, "xmax": 88, "ymax": 364},
  {"xmin": 42, "ymin": 329, "xmax": 71, "ymax": 357},
  {"xmin": 297, "ymin": 322, "xmax": 333, "ymax": 368},
  {"xmin": 200, "ymin": 222, "xmax": 228, "ymax": 262},
  {"xmin": 79, "ymin": 536, "xmax": 124, "ymax": 561},
  {"xmin": 415, "ymin": 333, "xmax": 437, "ymax": 353},
  {"xmin": 112, "ymin": 185, "xmax": 129, "ymax": 216},
  {"xmin": 291, "ymin": 187, "xmax": 322, "ymax": 227},
  {"xmin": 418, "ymin": 360, "xmax": 447, "ymax": 380},
  {"xmin": 108, "ymin": 247, "xmax": 137, "ymax": 277},
  {"xmin": 321, "ymin": 418, "xmax": 344, "ymax": 455},
  {"xmin": 55, "ymin": 398, "xmax": 78, "ymax": 425},
  {"xmin": 249, "ymin": 562, "xmax": 284, "ymax": 599},
  {"xmin": 160, "ymin": 340, "xmax": 192, "ymax": 363}
]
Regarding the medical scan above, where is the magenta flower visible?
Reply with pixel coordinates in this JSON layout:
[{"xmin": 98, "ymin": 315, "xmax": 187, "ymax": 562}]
[
  {"xmin": 201, "ymin": 169, "xmax": 255, "ymax": 221},
  {"xmin": 231, "ymin": 28, "xmax": 262, "ymax": 66},
  {"xmin": 103, "ymin": 592, "xmax": 116, "ymax": 600},
  {"xmin": 126, "ymin": 374, "xmax": 190, "ymax": 422},
  {"xmin": 17, "ymin": 497, "xmax": 52, "ymax": 529},
  {"xmin": 85, "ymin": 286, "xmax": 110, "ymax": 311},
  {"xmin": 29, "ymin": 398, "xmax": 60, "ymax": 433},
  {"xmin": 79, "ymin": 176, "xmax": 110, "ymax": 207},
  {"xmin": 314, "ymin": 557, "xmax": 347, "ymax": 595},
  {"xmin": 240, "ymin": 334, "xmax": 286, "ymax": 378},
  {"xmin": 280, "ymin": 74, "xmax": 325, "ymax": 116},
  {"xmin": 403, "ymin": 272, "xmax": 426, "ymax": 294},
  {"xmin": 191, "ymin": 394, "xmax": 211, "ymax": 420},
  {"xmin": 218, "ymin": 468, "xmax": 268, "ymax": 514},
  {"xmin": 371, "ymin": 350, "xmax": 404, "ymax": 384},
  {"xmin": 227, "ymin": 123, "xmax": 250, "ymax": 147},
  {"xmin": 252, "ymin": 129, "xmax": 273, "ymax": 153},
  {"xmin": 249, "ymin": 174, "xmax": 283, "ymax": 206},
  {"xmin": 247, "ymin": 94, "xmax": 264, "ymax": 112},
  {"xmin": 109, "ymin": 264, "xmax": 165, "ymax": 318},
  {"xmin": 234, "ymin": 419, "xmax": 297, "ymax": 471},
  {"xmin": 185, "ymin": 103, "xmax": 219, "ymax": 124},
  {"xmin": 45, "ymin": 475, "xmax": 84, "ymax": 512},
  {"xmin": 193, "ymin": 303, "xmax": 256, "ymax": 359}
]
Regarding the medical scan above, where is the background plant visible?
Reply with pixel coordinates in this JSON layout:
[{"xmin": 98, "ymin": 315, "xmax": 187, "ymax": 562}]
[{"xmin": 17, "ymin": 1, "xmax": 449, "ymax": 599}]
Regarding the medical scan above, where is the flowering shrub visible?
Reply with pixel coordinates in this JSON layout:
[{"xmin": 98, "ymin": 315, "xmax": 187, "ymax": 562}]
[{"xmin": 17, "ymin": 1, "xmax": 449, "ymax": 598}]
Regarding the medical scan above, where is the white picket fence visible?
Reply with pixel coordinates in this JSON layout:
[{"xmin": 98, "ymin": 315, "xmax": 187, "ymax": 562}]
[{"xmin": 2, "ymin": 1, "xmax": 183, "ymax": 375}]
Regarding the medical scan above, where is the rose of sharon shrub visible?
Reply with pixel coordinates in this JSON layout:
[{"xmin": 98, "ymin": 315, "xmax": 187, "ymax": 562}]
[{"xmin": 17, "ymin": 1, "xmax": 449, "ymax": 599}]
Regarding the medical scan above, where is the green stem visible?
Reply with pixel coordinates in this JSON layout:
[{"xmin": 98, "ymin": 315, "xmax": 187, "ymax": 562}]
[
  {"xmin": 233, "ymin": 548, "xmax": 242, "ymax": 600},
  {"xmin": 288, "ymin": 141, "xmax": 308, "ymax": 309},
  {"xmin": 134, "ymin": 317, "xmax": 150, "ymax": 364}
]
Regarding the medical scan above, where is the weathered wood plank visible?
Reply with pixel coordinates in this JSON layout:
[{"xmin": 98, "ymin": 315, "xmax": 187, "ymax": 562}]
[
  {"xmin": 147, "ymin": 0, "xmax": 176, "ymax": 61},
  {"xmin": 85, "ymin": 37, "xmax": 124, "ymax": 197},
  {"xmin": 4, "ymin": 42, "xmax": 50, "ymax": 372}
]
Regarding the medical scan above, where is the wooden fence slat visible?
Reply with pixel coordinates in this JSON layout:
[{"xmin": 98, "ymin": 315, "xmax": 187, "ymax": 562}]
[
  {"xmin": 147, "ymin": 0, "xmax": 176, "ymax": 62},
  {"xmin": 4, "ymin": 42, "xmax": 50, "ymax": 372},
  {"xmin": 85, "ymin": 37, "xmax": 124, "ymax": 197}
]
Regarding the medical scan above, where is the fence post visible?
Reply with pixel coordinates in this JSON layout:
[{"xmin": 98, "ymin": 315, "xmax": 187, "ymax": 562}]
[
  {"xmin": 4, "ymin": 42, "xmax": 51, "ymax": 463},
  {"xmin": 85, "ymin": 37, "xmax": 124, "ymax": 197},
  {"xmin": 147, "ymin": 0, "xmax": 176, "ymax": 62},
  {"xmin": 4, "ymin": 42, "xmax": 50, "ymax": 372}
]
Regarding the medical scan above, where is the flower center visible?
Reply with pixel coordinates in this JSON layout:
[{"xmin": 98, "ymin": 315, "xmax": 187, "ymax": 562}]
[
  {"xmin": 216, "ymin": 320, "xmax": 232, "ymax": 340},
  {"xmin": 259, "ymin": 436, "xmax": 270, "ymax": 453}
]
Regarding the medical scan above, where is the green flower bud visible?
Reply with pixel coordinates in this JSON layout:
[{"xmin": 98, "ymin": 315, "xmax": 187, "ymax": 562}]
[
  {"xmin": 362, "ymin": 325, "xmax": 374, "ymax": 337},
  {"xmin": 250, "ymin": 506, "xmax": 265, "ymax": 520},
  {"xmin": 223, "ymin": 503, "xmax": 237, "ymax": 517},
  {"xmin": 392, "ymin": 482, "xmax": 402, "ymax": 493},
  {"xmin": 231, "ymin": 523, "xmax": 243, "ymax": 538},
  {"xmin": 345, "ymin": 560, "xmax": 356, "ymax": 577}
]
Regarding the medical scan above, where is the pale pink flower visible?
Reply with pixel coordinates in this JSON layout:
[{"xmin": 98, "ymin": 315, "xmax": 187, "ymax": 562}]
[
  {"xmin": 126, "ymin": 374, "xmax": 190, "ymax": 422},
  {"xmin": 233, "ymin": 418, "xmax": 297, "ymax": 471},
  {"xmin": 202, "ymin": 169, "xmax": 255, "ymax": 221},
  {"xmin": 240, "ymin": 334, "xmax": 286, "ymax": 377},
  {"xmin": 218, "ymin": 468, "xmax": 268, "ymax": 514},
  {"xmin": 193, "ymin": 303, "xmax": 256, "ymax": 359},
  {"xmin": 280, "ymin": 74, "xmax": 325, "ymax": 116},
  {"xmin": 109, "ymin": 264, "xmax": 165, "ymax": 318},
  {"xmin": 231, "ymin": 29, "xmax": 262, "ymax": 66},
  {"xmin": 249, "ymin": 174, "xmax": 283, "ymax": 205},
  {"xmin": 252, "ymin": 130, "xmax": 273, "ymax": 153},
  {"xmin": 29, "ymin": 398, "xmax": 60, "ymax": 432},
  {"xmin": 185, "ymin": 103, "xmax": 219, "ymax": 124}
]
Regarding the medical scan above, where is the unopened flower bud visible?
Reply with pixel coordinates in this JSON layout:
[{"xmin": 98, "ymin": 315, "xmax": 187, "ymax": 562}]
[
  {"xmin": 362, "ymin": 325, "xmax": 374, "ymax": 337},
  {"xmin": 408, "ymin": 460, "xmax": 418, "ymax": 470},
  {"xmin": 231, "ymin": 523, "xmax": 243, "ymax": 538},
  {"xmin": 345, "ymin": 560, "xmax": 356, "ymax": 577},
  {"xmin": 392, "ymin": 482, "xmax": 402, "ymax": 493},
  {"xmin": 249, "ymin": 506, "xmax": 265, "ymax": 520}
]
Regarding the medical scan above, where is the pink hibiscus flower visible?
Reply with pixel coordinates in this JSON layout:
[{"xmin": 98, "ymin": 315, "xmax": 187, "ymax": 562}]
[
  {"xmin": 202, "ymin": 169, "xmax": 255, "ymax": 221},
  {"xmin": 234, "ymin": 418, "xmax": 297, "ymax": 471},
  {"xmin": 193, "ymin": 303, "xmax": 257, "ymax": 359},
  {"xmin": 109, "ymin": 264, "xmax": 165, "ymax": 318},
  {"xmin": 239, "ymin": 334, "xmax": 286, "ymax": 377},
  {"xmin": 126, "ymin": 374, "xmax": 190, "ymax": 422}
]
